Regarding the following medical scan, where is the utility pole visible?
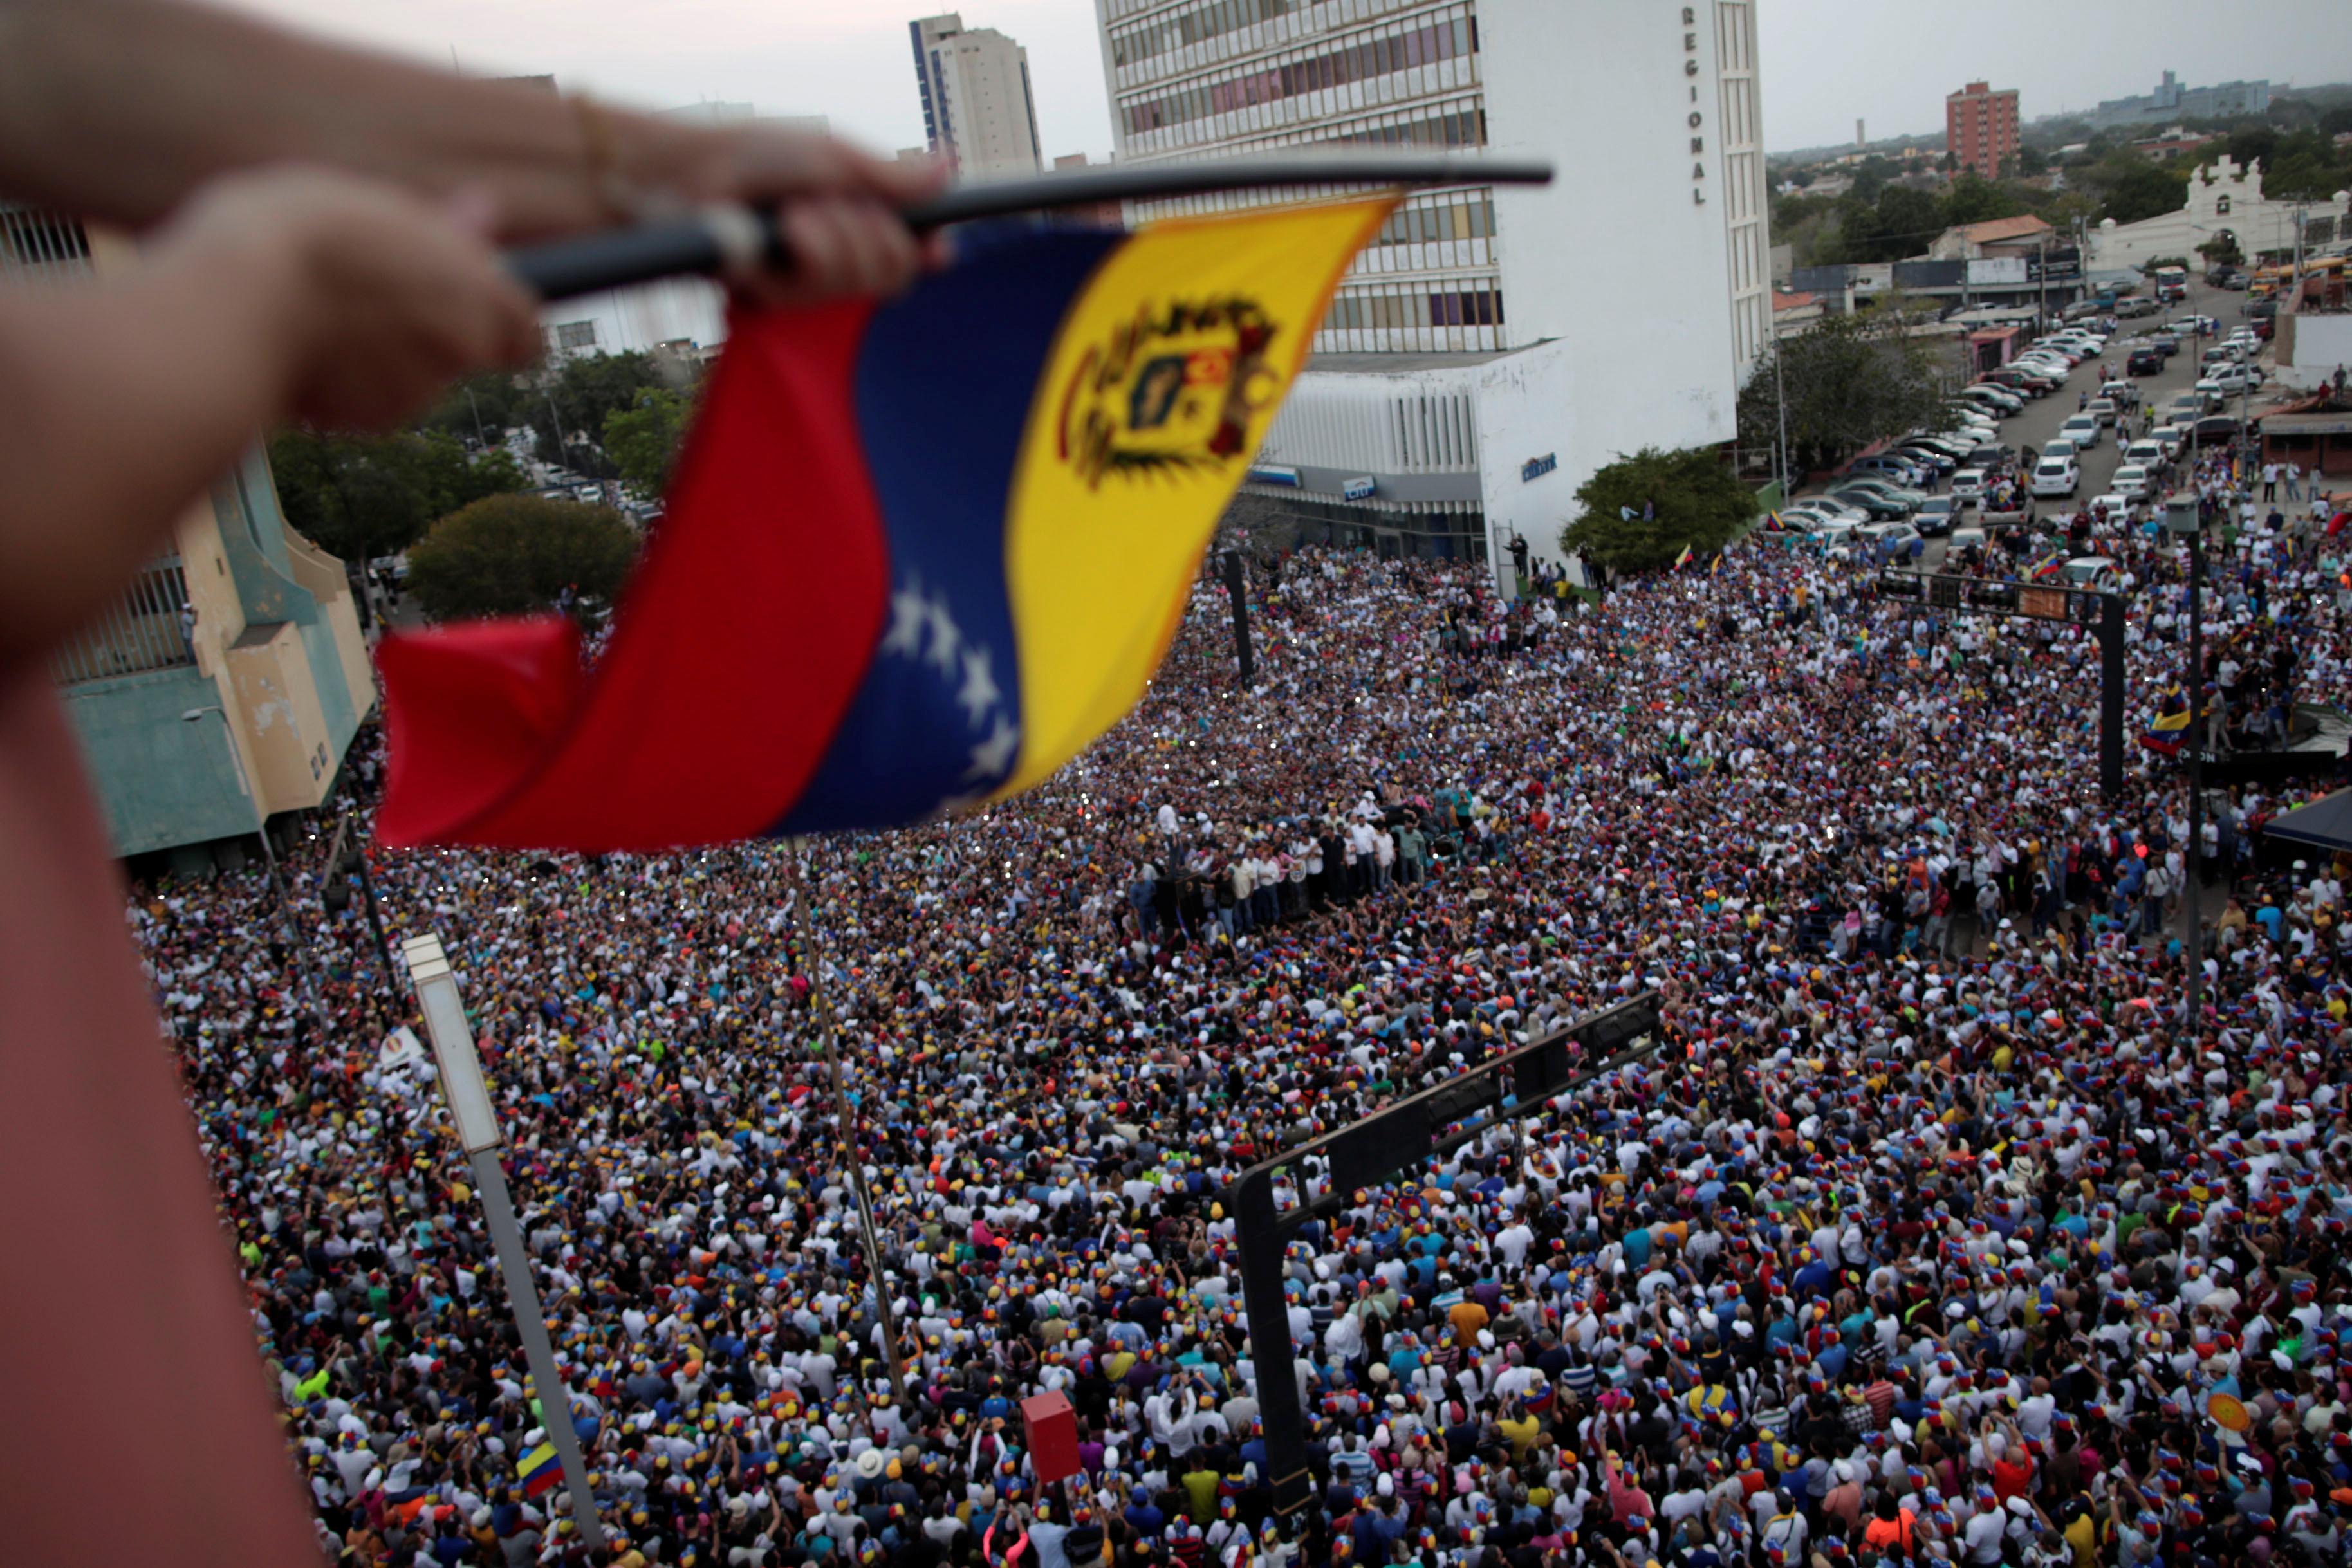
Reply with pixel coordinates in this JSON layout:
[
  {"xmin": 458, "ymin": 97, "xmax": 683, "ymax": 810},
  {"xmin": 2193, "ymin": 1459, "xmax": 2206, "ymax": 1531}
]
[
  {"xmin": 402, "ymin": 933, "xmax": 607, "ymax": 1553},
  {"xmin": 1220, "ymin": 548, "xmax": 1256, "ymax": 686}
]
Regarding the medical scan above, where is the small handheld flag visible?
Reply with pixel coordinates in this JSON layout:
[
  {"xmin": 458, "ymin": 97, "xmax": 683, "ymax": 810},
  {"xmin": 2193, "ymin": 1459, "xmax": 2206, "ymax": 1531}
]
[
  {"xmin": 379, "ymin": 201, "xmax": 1392, "ymax": 850},
  {"xmin": 1674, "ymin": 544, "xmax": 1694, "ymax": 570},
  {"xmin": 517, "ymin": 1443, "xmax": 561, "ymax": 1499}
]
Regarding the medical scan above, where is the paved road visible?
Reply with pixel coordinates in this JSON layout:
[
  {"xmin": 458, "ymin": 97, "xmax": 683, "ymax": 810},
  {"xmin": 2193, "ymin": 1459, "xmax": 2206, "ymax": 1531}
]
[
  {"xmin": 1987, "ymin": 273, "xmax": 2266, "ymax": 508},
  {"xmin": 1795, "ymin": 274, "xmax": 2275, "ymax": 570}
]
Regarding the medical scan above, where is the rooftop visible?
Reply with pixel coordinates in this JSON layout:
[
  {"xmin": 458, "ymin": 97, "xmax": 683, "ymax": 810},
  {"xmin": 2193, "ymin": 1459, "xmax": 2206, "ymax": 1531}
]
[
  {"xmin": 1304, "ymin": 344, "xmax": 1540, "ymax": 374},
  {"xmin": 1958, "ymin": 215, "xmax": 2054, "ymax": 245}
]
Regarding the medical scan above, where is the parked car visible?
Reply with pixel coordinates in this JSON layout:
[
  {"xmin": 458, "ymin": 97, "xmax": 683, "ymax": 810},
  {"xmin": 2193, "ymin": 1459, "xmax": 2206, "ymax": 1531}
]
[
  {"xmin": 2087, "ymin": 397, "xmax": 2120, "ymax": 427},
  {"xmin": 1949, "ymin": 524, "xmax": 1990, "ymax": 553},
  {"xmin": 2118, "ymin": 295, "xmax": 2162, "ymax": 318},
  {"xmin": 2100, "ymin": 378, "xmax": 2141, "ymax": 409},
  {"xmin": 2172, "ymin": 390, "xmax": 2216, "ymax": 421},
  {"xmin": 1849, "ymin": 521, "xmax": 1923, "ymax": 554},
  {"xmin": 1963, "ymin": 384, "xmax": 2025, "ymax": 414},
  {"xmin": 1849, "ymin": 454, "xmax": 1930, "ymax": 485},
  {"xmin": 2111, "ymin": 464, "xmax": 2156, "ymax": 501},
  {"xmin": 2041, "ymin": 437, "xmax": 2081, "ymax": 465},
  {"xmin": 2149, "ymin": 331, "xmax": 2182, "ymax": 358},
  {"xmin": 1913, "ymin": 495, "xmax": 1961, "ymax": 536},
  {"xmin": 2059, "ymin": 413, "xmax": 2104, "ymax": 449},
  {"xmin": 2153, "ymin": 425, "xmax": 2187, "ymax": 460},
  {"xmin": 2207, "ymin": 365, "xmax": 2258, "ymax": 396},
  {"xmin": 2062, "ymin": 555, "xmax": 2122, "ymax": 591},
  {"xmin": 2169, "ymin": 314, "xmax": 2219, "ymax": 335},
  {"xmin": 1950, "ymin": 468, "xmax": 1988, "ymax": 504},
  {"xmin": 1824, "ymin": 485, "xmax": 1915, "ymax": 521},
  {"xmin": 2189, "ymin": 415, "xmax": 2243, "ymax": 446},
  {"xmin": 1893, "ymin": 444, "xmax": 1958, "ymax": 475},
  {"xmin": 2122, "ymin": 439, "xmax": 2167, "ymax": 472},
  {"xmin": 2126, "ymin": 347, "xmax": 2164, "ymax": 376},
  {"xmin": 2031, "ymin": 457, "xmax": 2080, "ymax": 498}
]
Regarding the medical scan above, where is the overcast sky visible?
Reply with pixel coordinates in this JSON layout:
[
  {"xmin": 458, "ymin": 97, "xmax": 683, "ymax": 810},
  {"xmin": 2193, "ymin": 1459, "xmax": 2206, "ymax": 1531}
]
[{"xmin": 222, "ymin": 0, "xmax": 2352, "ymax": 163}]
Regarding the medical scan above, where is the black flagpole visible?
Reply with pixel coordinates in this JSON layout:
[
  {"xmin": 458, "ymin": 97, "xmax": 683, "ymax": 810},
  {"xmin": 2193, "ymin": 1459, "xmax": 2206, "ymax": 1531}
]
[{"xmin": 506, "ymin": 154, "xmax": 1554, "ymax": 302}]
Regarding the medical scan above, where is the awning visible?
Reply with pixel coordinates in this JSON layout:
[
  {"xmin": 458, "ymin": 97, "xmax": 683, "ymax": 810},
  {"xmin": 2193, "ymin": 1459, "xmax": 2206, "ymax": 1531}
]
[
  {"xmin": 2263, "ymin": 413, "xmax": 2352, "ymax": 436},
  {"xmin": 2263, "ymin": 788, "xmax": 2352, "ymax": 853}
]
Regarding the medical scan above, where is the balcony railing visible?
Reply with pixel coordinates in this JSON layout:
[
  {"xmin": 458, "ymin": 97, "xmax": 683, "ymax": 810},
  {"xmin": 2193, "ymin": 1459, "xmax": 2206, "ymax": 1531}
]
[
  {"xmin": 0, "ymin": 205, "xmax": 92, "ymax": 281},
  {"xmin": 52, "ymin": 557, "xmax": 196, "ymax": 685}
]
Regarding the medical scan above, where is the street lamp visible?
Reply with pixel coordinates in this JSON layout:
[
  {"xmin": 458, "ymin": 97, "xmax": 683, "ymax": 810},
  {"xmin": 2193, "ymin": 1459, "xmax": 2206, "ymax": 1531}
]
[{"xmin": 400, "ymin": 931, "xmax": 606, "ymax": 1552}]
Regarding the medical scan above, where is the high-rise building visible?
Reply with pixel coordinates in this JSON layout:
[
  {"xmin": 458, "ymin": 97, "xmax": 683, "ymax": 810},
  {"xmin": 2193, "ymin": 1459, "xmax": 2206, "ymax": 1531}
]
[
  {"xmin": 1946, "ymin": 81, "xmax": 2019, "ymax": 179},
  {"xmin": 910, "ymin": 14, "xmax": 1043, "ymax": 178},
  {"xmin": 1092, "ymin": 0, "xmax": 1768, "ymax": 584}
]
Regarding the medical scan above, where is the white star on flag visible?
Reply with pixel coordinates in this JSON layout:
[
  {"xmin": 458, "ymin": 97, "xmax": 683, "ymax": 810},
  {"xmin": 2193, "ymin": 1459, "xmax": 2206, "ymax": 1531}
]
[
  {"xmin": 880, "ymin": 576, "xmax": 928, "ymax": 658},
  {"xmin": 923, "ymin": 596, "xmax": 962, "ymax": 676},
  {"xmin": 965, "ymin": 715, "xmax": 1019, "ymax": 781},
  {"xmin": 956, "ymin": 647, "xmax": 1000, "ymax": 728}
]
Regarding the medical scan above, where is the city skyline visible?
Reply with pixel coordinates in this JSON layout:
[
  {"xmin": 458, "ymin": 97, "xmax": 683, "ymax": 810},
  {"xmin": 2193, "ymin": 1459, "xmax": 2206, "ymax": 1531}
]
[{"xmin": 216, "ymin": 0, "xmax": 2352, "ymax": 167}]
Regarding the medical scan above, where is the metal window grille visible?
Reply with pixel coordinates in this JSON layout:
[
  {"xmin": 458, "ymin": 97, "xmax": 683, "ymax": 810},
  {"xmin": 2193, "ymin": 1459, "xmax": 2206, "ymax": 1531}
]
[
  {"xmin": 0, "ymin": 205, "xmax": 93, "ymax": 281},
  {"xmin": 51, "ymin": 556, "xmax": 195, "ymax": 684}
]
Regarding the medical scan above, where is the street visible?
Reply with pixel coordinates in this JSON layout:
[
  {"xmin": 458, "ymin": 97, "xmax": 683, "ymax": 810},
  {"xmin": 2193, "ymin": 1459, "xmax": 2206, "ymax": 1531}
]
[{"xmin": 1796, "ymin": 272, "xmax": 2278, "ymax": 571}]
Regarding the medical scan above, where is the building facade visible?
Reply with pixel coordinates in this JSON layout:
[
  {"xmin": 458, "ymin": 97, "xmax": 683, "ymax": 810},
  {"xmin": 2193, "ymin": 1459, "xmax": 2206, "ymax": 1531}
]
[
  {"xmin": 1946, "ymin": 81, "xmax": 2019, "ymax": 179},
  {"xmin": 3, "ymin": 208, "xmax": 375, "ymax": 871},
  {"xmin": 1092, "ymin": 0, "xmax": 1764, "ymax": 585},
  {"xmin": 2081, "ymin": 71, "xmax": 2269, "ymax": 131},
  {"xmin": 911, "ymin": 13, "xmax": 1044, "ymax": 179},
  {"xmin": 2088, "ymin": 155, "xmax": 2352, "ymax": 275}
]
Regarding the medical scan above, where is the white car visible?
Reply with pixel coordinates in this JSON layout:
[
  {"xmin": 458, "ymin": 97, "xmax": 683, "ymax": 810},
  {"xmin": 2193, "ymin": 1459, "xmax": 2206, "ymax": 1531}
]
[
  {"xmin": 2207, "ymin": 365, "xmax": 2257, "ymax": 396},
  {"xmin": 1950, "ymin": 468, "xmax": 1988, "ymax": 504},
  {"xmin": 2111, "ymin": 464, "xmax": 2156, "ymax": 501},
  {"xmin": 2042, "ymin": 437, "xmax": 2080, "ymax": 465},
  {"xmin": 2062, "ymin": 555, "xmax": 2122, "ymax": 591},
  {"xmin": 2088, "ymin": 397, "xmax": 2120, "ymax": 427},
  {"xmin": 2123, "ymin": 439, "xmax": 2166, "ymax": 470},
  {"xmin": 2031, "ymin": 457, "xmax": 2080, "ymax": 497},
  {"xmin": 2087, "ymin": 492, "xmax": 2132, "ymax": 517},
  {"xmin": 2059, "ymin": 414, "xmax": 2103, "ymax": 449}
]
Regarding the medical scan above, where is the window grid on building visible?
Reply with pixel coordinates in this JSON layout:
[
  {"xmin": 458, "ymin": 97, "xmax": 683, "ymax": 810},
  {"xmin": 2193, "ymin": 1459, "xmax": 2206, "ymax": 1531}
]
[
  {"xmin": 51, "ymin": 555, "xmax": 194, "ymax": 685},
  {"xmin": 1118, "ymin": 6, "xmax": 1474, "ymax": 143}
]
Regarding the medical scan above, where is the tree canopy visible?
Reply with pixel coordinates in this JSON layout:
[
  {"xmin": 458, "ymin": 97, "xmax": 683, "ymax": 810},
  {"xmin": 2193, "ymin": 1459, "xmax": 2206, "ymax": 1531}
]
[
  {"xmin": 403, "ymin": 494, "xmax": 640, "ymax": 624},
  {"xmin": 2102, "ymin": 162, "xmax": 2190, "ymax": 225},
  {"xmin": 1557, "ymin": 447, "xmax": 1758, "ymax": 576},
  {"xmin": 1736, "ymin": 303, "xmax": 1954, "ymax": 477},
  {"xmin": 269, "ymin": 430, "xmax": 524, "ymax": 571},
  {"xmin": 601, "ymin": 386, "xmax": 696, "ymax": 500}
]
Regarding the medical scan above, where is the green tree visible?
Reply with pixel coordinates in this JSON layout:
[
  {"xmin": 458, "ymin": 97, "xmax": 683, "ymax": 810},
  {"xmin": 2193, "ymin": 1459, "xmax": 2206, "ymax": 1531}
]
[
  {"xmin": 2015, "ymin": 145, "xmax": 2050, "ymax": 177},
  {"xmin": 404, "ymin": 495, "xmax": 641, "ymax": 623},
  {"xmin": 1557, "ymin": 446, "xmax": 1757, "ymax": 576},
  {"xmin": 2102, "ymin": 163, "xmax": 2189, "ymax": 225},
  {"xmin": 527, "ymin": 351, "xmax": 677, "ymax": 475},
  {"xmin": 2225, "ymin": 125, "xmax": 2279, "ymax": 174},
  {"xmin": 270, "ymin": 429, "xmax": 522, "ymax": 560},
  {"xmin": 1735, "ymin": 305, "xmax": 1954, "ymax": 477},
  {"xmin": 601, "ymin": 386, "xmax": 696, "ymax": 499},
  {"xmin": 1943, "ymin": 173, "xmax": 2024, "ymax": 227},
  {"xmin": 417, "ymin": 370, "xmax": 533, "ymax": 446},
  {"xmin": 2196, "ymin": 233, "xmax": 2245, "ymax": 266}
]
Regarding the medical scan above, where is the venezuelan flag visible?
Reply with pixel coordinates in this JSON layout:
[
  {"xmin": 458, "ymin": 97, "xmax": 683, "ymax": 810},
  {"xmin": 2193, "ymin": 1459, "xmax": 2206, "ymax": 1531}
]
[
  {"xmin": 377, "ymin": 200, "xmax": 1391, "ymax": 850},
  {"xmin": 2140, "ymin": 707, "xmax": 2194, "ymax": 757},
  {"xmin": 517, "ymin": 1442, "xmax": 561, "ymax": 1499}
]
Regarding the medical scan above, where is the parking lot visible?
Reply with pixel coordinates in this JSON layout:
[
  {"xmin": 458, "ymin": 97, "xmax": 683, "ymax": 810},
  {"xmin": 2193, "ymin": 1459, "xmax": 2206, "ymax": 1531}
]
[{"xmin": 1787, "ymin": 272, "xmax": 2275, "ymax": 573}]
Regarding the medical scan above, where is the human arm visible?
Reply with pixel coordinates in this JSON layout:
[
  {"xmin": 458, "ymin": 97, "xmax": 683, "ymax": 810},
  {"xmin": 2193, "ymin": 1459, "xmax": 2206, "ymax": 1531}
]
[
  {"xmin": 0, "ymin": 169, "xmax": 539, "ymax": 668},
  {"xmin": 0, "ymin": 0, "xmax": 943, "ymax": 299}
]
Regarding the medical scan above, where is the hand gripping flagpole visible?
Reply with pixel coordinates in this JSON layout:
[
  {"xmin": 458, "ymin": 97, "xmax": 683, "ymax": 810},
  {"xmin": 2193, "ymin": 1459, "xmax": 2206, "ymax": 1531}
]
[{"xmin": 506, "ymin": 153, "xmax": 1553, "ymax": 301}]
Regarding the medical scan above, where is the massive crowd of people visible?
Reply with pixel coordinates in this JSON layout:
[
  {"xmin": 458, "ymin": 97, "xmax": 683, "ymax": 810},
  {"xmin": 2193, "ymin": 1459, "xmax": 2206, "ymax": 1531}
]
[{"xmin": 137, "ymin": 490, "xmax": 2352, "ymax": 1568}]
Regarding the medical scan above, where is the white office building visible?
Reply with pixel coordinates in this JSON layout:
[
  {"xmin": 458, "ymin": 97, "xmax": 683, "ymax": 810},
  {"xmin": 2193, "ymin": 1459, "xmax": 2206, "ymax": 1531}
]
[
  {"xmin": 912, "ymin": 14, "xmax": 1045, "ymax": 179},
  {"xmin": 1093, "ymin": 0, "xmax": 1769, "ymax": 582}
]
